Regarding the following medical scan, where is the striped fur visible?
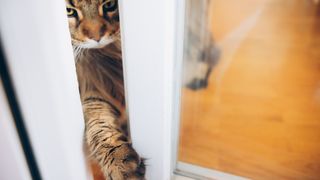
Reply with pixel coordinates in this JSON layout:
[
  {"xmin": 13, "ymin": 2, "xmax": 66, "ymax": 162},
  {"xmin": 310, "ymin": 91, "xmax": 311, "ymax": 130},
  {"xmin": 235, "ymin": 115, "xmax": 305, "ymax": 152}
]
[{"xmin": 65, "ymin": 0, "xmax": 145, "ymax": 179}]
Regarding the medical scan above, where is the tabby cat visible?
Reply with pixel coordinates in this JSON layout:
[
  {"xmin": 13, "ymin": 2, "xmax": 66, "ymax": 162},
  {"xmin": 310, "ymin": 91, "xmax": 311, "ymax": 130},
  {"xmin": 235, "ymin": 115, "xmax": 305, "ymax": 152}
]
[{"xmin": 65, "ymin": 0, "xmax": 145, "ymax": 179}]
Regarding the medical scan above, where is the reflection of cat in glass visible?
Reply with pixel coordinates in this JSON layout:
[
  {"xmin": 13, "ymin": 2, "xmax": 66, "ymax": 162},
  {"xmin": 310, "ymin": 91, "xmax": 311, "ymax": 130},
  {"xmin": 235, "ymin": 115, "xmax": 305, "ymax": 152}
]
[
  {"xmin": 183, "ymin": 0, "xmax": 220, "ymax": 90},
  {"xmin": 65, "ymin": 0, "xmax": 145, "ymax": 179}
]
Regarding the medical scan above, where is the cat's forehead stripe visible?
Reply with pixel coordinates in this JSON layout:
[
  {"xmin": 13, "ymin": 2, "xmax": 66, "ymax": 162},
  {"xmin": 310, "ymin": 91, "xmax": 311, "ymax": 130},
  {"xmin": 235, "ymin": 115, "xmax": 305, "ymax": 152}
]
[
  {"xmin": 68, "ymin": 0, "xmax": 75, "ymax": 7},
  {"xmin": 67, "ymin": 0, "xmax": 107, "ymax": 7}
]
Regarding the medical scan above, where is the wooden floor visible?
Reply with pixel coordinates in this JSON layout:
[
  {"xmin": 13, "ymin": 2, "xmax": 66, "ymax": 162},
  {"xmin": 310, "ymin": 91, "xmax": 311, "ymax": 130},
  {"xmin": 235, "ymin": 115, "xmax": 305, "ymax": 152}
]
[{"xmin": 178, "ymin": 0, "xmax": 320, "ymax": 179}]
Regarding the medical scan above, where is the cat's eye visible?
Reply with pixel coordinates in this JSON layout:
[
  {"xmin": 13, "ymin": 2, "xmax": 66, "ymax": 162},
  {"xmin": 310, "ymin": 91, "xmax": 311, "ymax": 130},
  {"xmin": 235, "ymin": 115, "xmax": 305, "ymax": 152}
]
[
  {"xmin": 66, "ymin": 7, "xmax": 77, "ymax": 17},
  {"xmin": 102, "ymin": 0, "xmax": 117, "ymax": 13}
]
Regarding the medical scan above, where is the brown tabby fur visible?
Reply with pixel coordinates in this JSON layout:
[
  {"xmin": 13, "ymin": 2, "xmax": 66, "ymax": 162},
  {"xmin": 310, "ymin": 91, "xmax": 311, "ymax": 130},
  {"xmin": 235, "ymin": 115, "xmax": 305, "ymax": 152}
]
[{"xmin": 65, "ymin": 0, "xmax": 145, "ymax": 179}]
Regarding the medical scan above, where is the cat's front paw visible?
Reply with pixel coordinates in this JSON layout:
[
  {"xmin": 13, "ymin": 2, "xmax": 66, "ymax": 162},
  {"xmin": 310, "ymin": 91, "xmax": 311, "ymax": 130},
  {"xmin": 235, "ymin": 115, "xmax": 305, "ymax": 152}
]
[{"xmin": 105, "ymin": 143, "xmax": 145, "ymax": 180}]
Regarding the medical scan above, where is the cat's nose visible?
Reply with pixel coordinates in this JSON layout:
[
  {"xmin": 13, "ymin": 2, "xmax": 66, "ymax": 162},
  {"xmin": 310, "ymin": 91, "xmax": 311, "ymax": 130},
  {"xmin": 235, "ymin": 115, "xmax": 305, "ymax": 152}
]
[
  {"xmin": 91, "ymin": 35, "xmax": 102, "ymax": 42},
  {"xmin": 82, "ymin": 27, "xmax": 101, "ymax": 41},
  {"xmin": 82, "ymin": 23, "xmax": 107, "ymax": 42}
]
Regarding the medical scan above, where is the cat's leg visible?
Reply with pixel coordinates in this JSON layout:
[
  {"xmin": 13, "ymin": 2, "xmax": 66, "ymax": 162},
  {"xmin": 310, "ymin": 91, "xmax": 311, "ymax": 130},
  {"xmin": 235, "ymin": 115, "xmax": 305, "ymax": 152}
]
[
  {"xmin": 83, "ymin": 97, "xmax": 145, "ymax": 180},
  {"xmin": 183, "ymin": 43, "xmax": 220, "ymax": 91}
]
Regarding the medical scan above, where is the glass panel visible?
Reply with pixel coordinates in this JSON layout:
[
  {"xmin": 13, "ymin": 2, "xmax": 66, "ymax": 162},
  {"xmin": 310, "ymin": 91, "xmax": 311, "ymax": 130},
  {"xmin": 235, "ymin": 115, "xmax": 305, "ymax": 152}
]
[{"xmin": 178, "ymin": 0, "xmax": 320, "ymax": 179}]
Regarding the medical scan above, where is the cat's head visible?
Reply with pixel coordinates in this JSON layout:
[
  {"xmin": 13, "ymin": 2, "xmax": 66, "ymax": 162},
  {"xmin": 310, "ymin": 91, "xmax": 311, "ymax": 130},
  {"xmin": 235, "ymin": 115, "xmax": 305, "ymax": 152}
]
[{"xmin": 65, "ymin": 0, "xmax": 120, "ymax": 49}]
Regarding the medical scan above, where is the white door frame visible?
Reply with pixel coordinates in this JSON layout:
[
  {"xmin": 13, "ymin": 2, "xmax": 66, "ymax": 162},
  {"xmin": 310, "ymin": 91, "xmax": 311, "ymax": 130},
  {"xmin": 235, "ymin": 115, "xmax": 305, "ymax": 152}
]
[
  {"xmin": 0, "ymin": 0, "xmax": 88, "ymax": 179},
  {"xmin": 0, "ymin": 79, "xmax": 31, "ymax": 180}
]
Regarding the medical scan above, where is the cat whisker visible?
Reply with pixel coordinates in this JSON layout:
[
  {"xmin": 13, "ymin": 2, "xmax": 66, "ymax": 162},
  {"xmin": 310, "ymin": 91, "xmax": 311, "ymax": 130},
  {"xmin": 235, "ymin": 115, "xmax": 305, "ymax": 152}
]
[{"xmin": 73, "ymin": 45, "xmax": 86, "ymax": 62}]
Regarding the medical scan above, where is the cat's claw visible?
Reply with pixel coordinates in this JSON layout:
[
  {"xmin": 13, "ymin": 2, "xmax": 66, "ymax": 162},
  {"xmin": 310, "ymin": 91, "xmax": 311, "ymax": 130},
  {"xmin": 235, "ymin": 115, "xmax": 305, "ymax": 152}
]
[{"xmin": 105, "ymin": 143, "xmax": 145, "ymax": 180}]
